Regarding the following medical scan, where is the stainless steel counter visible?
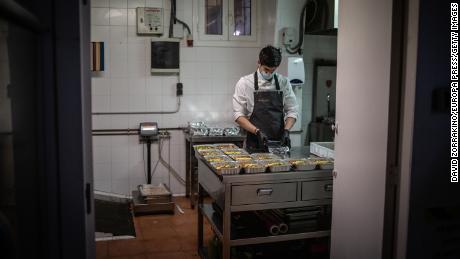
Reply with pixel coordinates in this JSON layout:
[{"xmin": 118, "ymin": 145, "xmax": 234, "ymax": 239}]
[
  {"xmin": 196, "ymin": 151, "xmax": 333, "ymax": 259},
  {"xmin": 184, "ymin": 133, "xmax": 245, "ymax": 208}
]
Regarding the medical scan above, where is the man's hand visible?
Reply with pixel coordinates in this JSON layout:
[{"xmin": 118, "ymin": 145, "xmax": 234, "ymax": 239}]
[
  {"xmin": 281, "ymin": 129, "xmax": 291, "ymax": 148},
  {"xmin": 256, "ymin": 130, "xmax": 268, "ymax": 148}
]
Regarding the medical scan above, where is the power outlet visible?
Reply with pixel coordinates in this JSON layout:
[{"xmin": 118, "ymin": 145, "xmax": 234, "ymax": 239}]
[{"xmin": 176, "ymin": 83, "xmax": 183, "ymax": 96}]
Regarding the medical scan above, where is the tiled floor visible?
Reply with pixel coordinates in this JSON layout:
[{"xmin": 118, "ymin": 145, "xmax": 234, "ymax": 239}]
[{"xmin": 96, "ymin": 197, "xmax": 213, "ymax": 259}]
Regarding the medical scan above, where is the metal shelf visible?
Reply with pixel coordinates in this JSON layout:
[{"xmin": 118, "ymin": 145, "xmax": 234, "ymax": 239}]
[
  {"xmin": 199, "ymin": 204, "xmax": 223, "ymax": 241},
  {"xmin": 230, "ymin": 230, "xmax": 331, "ymax": 246},
  {"xmin": 199, "ymin": 204, "xmax": 331, "ymax": 247}
]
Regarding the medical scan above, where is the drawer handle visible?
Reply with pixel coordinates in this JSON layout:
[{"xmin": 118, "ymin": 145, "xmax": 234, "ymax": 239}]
[
  {"xmin": 324, "ymin": 184, "xmax": 333, "ymax": 192},
  {"xmin": 257, "ymin": 188, "xmax": 273, "ymax": 196}
]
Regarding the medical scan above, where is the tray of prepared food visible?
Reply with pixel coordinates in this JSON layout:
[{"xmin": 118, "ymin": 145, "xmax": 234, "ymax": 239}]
[
  {"xmin": 213, "ymin": 143, "xmax": 239, "ymax": 149},
  {"xmin": 238, "ymin": 160, "xmax": 267, "ymax": 174},
  {"xmin": 194, "ymin": 144, "xmax": 216, "ymax": 151},
  {"xmin": 307, "ymin": 157, "xmax": 334, "ymax": 170},
  {"xmin": 287, "ymin": 159, "xmax": 316, "ymax": 171},
  {"xmin": 211, "ymin": 161, "xmax": 240, "ymax": 175},
  {"xmin": 197, "ymin": 149, "xmax": 224, "ymax": 156},
  {"xmin": 204, "ymin": 155, "xmax": 232, "ymax": 163},
  {"xmin": 221, "ymin": 148, "xmax": 249, "ymax": 155},
  {"xmin": 229, "ymin": 154, "xmax": 253, "ymax": 161},
  {"xmin": 250, "ymin": 152, "xmax": 281, "ymax": 160},
  {"xmin": 259, "ymin": 160, "xmax": 292, "ymax": 172}
]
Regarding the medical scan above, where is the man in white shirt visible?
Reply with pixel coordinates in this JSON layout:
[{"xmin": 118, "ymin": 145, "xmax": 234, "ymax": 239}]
[{"xmin": 233, "ymin": 46, "xmax": 299, "ymax": 151}]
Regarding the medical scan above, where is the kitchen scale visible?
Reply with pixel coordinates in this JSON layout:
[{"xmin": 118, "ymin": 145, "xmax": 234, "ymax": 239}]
[{"xmin": 132, "ymin": 122, "xmax": 175, "ymax": 215}]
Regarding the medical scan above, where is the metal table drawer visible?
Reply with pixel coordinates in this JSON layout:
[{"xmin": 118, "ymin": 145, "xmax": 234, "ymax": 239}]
[
  {"xmin": 301, "ymin": 180, "xmax": 333, "ymax": 200},
  {"xmin": 231, "ymin": 182, "xmax": 297, "ymax": 205}
]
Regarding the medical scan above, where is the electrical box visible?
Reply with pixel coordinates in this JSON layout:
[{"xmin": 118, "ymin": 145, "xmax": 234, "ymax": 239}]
[
  {"xmin": 137, "ymin": 7, "xmax": 164, "ymax": 35},
  {"xmin": 172, "ymin": 24, "xmax": 184, "ymax": 38},
  {"xmin": 151, "ymin": 39, "xmax": 180, "ymax": 73}
]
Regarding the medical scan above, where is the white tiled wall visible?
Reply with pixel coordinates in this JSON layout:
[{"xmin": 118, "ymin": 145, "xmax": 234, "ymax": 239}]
[{"xmin": 91, "ymin": 0, "xmax": 266, "ymax": 195}]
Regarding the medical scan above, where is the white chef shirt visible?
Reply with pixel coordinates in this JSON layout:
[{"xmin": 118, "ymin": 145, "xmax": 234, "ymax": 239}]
[{"xmin": 232, "ymin": 71, "xmax": 299, "ymax": 122}]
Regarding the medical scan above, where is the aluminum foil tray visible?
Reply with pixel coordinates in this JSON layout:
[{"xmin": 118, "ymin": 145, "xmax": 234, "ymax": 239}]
[
  {"xmin": 229, "ymin": 154, "xmax": 253, "ymax": 161},
  {"xmin": 288, "ymin": 159, "xmax": 316, "ymax": 171},
  {"xmin": 260, "ymin": 160, "xmax": 292, "ymax": 172},
  {"xmin": 308, "ymin": 157, "xmax": 334, "ymax": 170},
  {"xmin": 238, "ymin": 161, "xmax": 266, "ymax": 174},
  {"xmin": 208, "ymin": 127, "xmax": 224, "ymax": 136},
  {"xmin": 251, "ymin": 153, "xmax": 281, "ymax": 160},
  {"xmin": 213, "ymin": 143, "xmax": 239, "ymax": 149},
  {"xmin": 138, "ymin": 183, "xmax": 171, "ymax": 198},
  {"xmin": 194, "ymin": 144, "xmax": 216, "ymax": 151},
  {"xmin": 198, "ymin": 149, "xmax": 223, "ymax": 156},
  {"xmin": 204, "ymin": 155, "xmax": 232, "ymax": 163},
  {"xmin": 223, "ymin": 126, "xmax": 240, "ymax": 136},
  {"xmin": 221, "ymin": 148, "xmax": 248, "ymax": 155},
  {"xmin": 211, "ymin": 161, "xmax": 240, "ymax": 175}
]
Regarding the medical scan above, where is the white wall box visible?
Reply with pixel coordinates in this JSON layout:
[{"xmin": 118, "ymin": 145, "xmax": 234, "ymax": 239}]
[{"xmin": 137, "ymin": 7, "xmax": 164, "ymax": 35}]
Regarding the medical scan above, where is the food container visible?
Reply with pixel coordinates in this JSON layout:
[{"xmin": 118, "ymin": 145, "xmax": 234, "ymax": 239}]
[
  {"xmin": 229, "ymin": 154, "xmax": 253, "ymax": 161},
  {"xmin": 238, "ymin": 161, "xmax": 267, "ymax": 174},
  {"xmin": 251, "ymin": 153, "xmax": 281, "ymax": 160},
  {"xmin": 221, "ymin": 148, "xmax": 249, "ymax": 155},
  {"xmin": 287, "ymin": 159, "xmax": 316, "ymax": 171},
  {"xmin": 223, "ymin": 126, "xmax": 240, "ymax": 136},
  {"xmin": 213, "ymin": 143, "xmax": 239, "ymax": 149},
  {"xmin": 211, "ymin": 161, "xmax": 240, "ymax": 175},
  {"xmin": 259, "ymin": 160, "xmax": 292, "ymax": 172},
  {"xmin": 198, "ymin": 149, "xmax": 224, "ymax": 157},
  {"xmin": 208, "ymin": 127, "xmax": 224, "ymax": 136},
  {"xmin": 189, "ymin": 121, "xmax": 209, "ymax": 136},
  {"xmin": 310, "ymin": 142, "xmax": 335, "ymax": 159},
  {"xmin": 307, "ymin": 157, "xmax": 334, "ymax": 170},
  {"xmin": 194, "ymin": 144, "xmax": 216, "ymax": 151},
  {"xmin": 204, "ymin": 155, "xmax": 232, "ymax": 163}
]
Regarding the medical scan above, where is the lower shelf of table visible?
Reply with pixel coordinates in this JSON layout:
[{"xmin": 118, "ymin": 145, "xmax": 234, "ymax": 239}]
[{"xmin": 198, "ymin": 204, "xmax": 331, "ymax": 247}]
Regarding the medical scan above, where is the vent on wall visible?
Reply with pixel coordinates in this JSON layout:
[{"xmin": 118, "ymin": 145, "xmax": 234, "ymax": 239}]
[{"xmin": 91, "ymin": 42, "xmax": 104, "ymax": 71}]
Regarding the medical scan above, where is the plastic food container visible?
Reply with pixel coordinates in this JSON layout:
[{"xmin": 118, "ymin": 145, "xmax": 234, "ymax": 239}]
[
  {"xmin": 198, "ymin": 149, "xmax": 224, "ymax": 157},
  {"xmin": 259, "ymin": 160, "xmax": 292, "ymax": 172},
  {"xmin": 229, "ymin": 154, "xmax": 253, "ymax": 161},
  {"xmin": 213, "ymin": 143, "xmax": 239, "ymax": 149},
  {"xmin": 250, "ymin": 153, "xmax": 281, "ymax": 160},
  {"xmin": 204, "ymin": 155, "xmax": 232, "ymax": 163},
  {"xmin": 211, "ymin": 161, "xmax": 240, "ymax": 175},
  {"xmin": 221, "ymin": 148, "xmax": 249, "ymax": 155},
  {"xmin": 238, "ymin": 161, "xmax": 267, "ymax": 174},
  {"xmin": 194, "ymin": 144, "xmax": 216, "ymax": 151},
  {"xmin": 310, "ymin": 142, "xmax": 335, "ymax": 159},
  {"xmin": 307, "ymin": 157, "xmax": 334, "ymax": 170},
  {"xmin": 287, "ymin": 159, "xmax": 316, "ymax": 171}
]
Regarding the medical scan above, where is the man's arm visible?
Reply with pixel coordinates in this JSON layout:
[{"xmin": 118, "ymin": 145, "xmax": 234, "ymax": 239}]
[
  {"xmin": 283, "ymin": 79, "xmax": 299, "ymax": 129},
  {"xmin": 284, "ymin": 117, "xmax": 296, "ymax": 130},
  {"xmin": 236, "ymin": 116, "xmax": 258, "ymax": 134}
]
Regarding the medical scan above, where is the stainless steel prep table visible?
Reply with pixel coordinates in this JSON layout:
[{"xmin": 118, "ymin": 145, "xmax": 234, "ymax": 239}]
[
  {"xmin": 185, "ymin": 133, "xmax": 245, "ymax": 209},
  {"xmin": 196, "ymin": 148, "xmax": 333, "ymax": 259}
]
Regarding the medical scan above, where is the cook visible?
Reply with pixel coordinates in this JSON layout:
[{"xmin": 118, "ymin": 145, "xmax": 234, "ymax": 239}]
[{"xmin": 232, "ymin": 45, "xmax": 299, "ymax": 151}]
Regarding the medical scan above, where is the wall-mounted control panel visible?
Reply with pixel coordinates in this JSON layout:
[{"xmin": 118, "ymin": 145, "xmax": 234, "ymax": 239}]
[{"xmin": 137, "ymin": 7, "xmax": 164, "ymax": 35}]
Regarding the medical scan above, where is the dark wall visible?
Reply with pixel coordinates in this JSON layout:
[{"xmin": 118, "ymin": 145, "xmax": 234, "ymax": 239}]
[
  {"xmin": 0, "ymin": 0, "xmax": 93, "ymax": 258},
  {"xmin": 407, "ymin": 0, "xmax": 460, "ymax": 258}
]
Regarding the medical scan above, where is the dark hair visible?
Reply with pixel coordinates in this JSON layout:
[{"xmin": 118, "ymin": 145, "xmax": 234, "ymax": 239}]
[{"xmin": 259, "ymin": 45, "xmax": 282, "ymax": 67}]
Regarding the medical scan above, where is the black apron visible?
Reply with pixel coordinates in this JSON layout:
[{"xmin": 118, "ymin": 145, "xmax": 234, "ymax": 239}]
[{"xmin": 246, "ymin": 72, "xmax": 284, "ymax": 151}]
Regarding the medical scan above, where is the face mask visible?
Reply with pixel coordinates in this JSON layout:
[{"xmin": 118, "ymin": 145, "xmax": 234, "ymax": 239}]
[{"xmin": 260, "ymin": 70, "xmax": 273, "ymax": 80}]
